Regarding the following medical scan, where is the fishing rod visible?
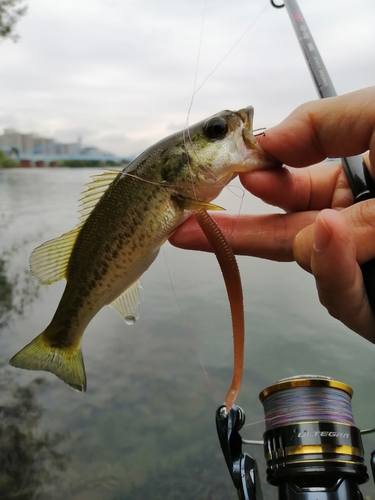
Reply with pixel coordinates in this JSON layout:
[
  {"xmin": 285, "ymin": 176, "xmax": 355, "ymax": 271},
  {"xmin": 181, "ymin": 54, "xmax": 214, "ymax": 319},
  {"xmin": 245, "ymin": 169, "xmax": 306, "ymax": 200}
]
[
  {"xmin": 270, "ymin": 0, "xmax": 375, "ymax": 313},
  {"xmin": 215, "ymin": 1, "xmax": 375, "ymax": 498}
]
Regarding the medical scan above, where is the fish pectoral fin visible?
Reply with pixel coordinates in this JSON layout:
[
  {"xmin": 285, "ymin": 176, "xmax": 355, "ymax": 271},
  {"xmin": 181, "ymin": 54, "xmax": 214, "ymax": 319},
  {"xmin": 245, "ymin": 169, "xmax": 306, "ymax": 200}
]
[
  {"xmin": 108, "ymin": 280, "xmax": 142, "ymax": 325},
  {"xmin": 9, "ymin": 332, "xmax": 87, "ymax": 392},
  {"xmin": 30, "ymin": 227, "xmax": 81, "ymax": 285},
  {"xmin": 173, "ymin": 195, "xmax": 225, "ymax": 212}
]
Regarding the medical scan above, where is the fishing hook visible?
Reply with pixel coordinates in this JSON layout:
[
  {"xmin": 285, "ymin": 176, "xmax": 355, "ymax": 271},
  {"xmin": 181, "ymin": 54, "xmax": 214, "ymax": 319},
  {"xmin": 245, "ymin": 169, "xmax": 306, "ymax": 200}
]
[
  {"xmin": 270, "ymin": 0, "xmax": 284, "ymax": 7},
  {"xmin": 253, "ymin": 127, "xmax": 266, "ymax": 137}
]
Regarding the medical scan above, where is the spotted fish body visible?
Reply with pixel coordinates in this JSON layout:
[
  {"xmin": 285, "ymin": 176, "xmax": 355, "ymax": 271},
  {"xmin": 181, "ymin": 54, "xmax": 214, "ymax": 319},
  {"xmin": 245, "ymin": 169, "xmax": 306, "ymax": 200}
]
[{"xmin": 9, "ymin": 107, "xmax": 276, "ymax": 390}]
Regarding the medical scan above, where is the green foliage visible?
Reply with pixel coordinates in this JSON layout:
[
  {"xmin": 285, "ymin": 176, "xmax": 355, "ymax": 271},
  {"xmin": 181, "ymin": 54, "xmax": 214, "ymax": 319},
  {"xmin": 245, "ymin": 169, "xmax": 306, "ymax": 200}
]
[
  {"xmin": 0, "ymin": 258, "xmax": 12, "ymax": 318},
  {"xmin": 0, "ymin": 150, "xmax": 18, "ymax": 168},
  {"xmin": 57, "ymin": 159, "xmax": 125, "ymax": 168},
  {"xmin": 0, "ymin": 0, "xmax": 27, "ymax": 42},
  {"xmin": 59, "ymin": 159, "xmax": 103, "ymax": 168},
  {"xmin": 0, "ymin": 378, "xmax": 67, "ymax": 499},
  {"xmin": 0, "ymin": 218, "xmax": 40, "ymax": 327}
]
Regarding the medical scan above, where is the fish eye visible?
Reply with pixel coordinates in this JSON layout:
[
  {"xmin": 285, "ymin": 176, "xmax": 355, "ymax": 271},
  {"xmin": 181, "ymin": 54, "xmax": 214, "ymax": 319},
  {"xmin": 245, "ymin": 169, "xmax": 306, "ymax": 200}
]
[{"xmin": 203, "ymin": 118, "xmax": 228, "ymax": 141}]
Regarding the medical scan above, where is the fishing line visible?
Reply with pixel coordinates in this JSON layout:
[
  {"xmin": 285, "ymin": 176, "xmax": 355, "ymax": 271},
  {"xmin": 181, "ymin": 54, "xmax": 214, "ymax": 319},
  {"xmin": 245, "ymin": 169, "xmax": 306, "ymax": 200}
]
[
  {"xmin": 159, "ymin": 1, "xmax": 272, "ymax": 410},
  {"xmin": 160, "ymin": 246, "xmax": 215, "ymax": 407},
  {"xmin": 182, "ymin": 0, "xmax": 208, "ymax": 201},
  {"xmin": 182, "ymin": 0, "xmax": 271, "ymax": 200},
  {"xmin": 189, "ymin": 1, "xmax": 270, "ymax": 102},
  {"xmin": 183, "ymin": 0, "xmax": 270, "ymax": 128},
  {"xmin": 260, "ymin": 378, "xmax": 355, "ymax": 431},
  {"xmin": 184, "ymin": 0, "xmax": 208, "ymax": 131},
  {"xmin": 120, "ymin": 172, "xmax": 172, "ymax": 187},
  {"xmin": 121, "ymin": 171, "xmax": 246, "ymax": 201}
]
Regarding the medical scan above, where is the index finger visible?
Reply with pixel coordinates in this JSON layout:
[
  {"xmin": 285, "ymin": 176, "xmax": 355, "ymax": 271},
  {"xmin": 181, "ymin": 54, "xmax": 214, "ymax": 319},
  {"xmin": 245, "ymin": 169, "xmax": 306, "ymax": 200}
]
[
  {"xmin": 258, "ymin": 87, "xmax": 375, "ymax": 170},
  {"xmin": 169, "ymin": 211, "xmax": 317, "ymax": 261}
]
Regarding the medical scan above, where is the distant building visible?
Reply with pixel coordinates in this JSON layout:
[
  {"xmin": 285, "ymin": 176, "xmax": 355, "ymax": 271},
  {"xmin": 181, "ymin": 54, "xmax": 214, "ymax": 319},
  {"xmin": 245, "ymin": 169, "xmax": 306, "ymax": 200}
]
[
  {"xmin": 30, "ymin": 141, "xmax": 82, "ymax": 156},
  {"xmin": 0, "ymin": 128, "xmax": 54, "ymax": 155},
  {"xmin": 0, "ymin": 128, "xmax": 124, "ymax": 166}
]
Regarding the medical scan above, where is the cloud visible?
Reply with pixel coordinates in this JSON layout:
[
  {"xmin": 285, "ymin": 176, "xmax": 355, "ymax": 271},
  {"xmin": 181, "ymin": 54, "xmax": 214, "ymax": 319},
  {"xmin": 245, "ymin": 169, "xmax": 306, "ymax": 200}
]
[{"xmin": 1, "ymin": 0, "xmax": 374, "ymax": 156}]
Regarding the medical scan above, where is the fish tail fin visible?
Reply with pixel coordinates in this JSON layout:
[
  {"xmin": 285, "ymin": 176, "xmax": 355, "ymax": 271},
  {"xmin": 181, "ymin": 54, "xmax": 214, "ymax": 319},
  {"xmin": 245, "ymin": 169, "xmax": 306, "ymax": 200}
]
[{"xmin": 9, "ymin": 332, "xmax": 87, "ymax": 392}]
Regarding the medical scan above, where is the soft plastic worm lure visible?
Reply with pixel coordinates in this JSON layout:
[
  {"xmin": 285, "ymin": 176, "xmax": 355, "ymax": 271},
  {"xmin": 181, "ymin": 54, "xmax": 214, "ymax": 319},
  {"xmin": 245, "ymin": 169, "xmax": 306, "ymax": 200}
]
[{"xmin": 194, "ymin": 209, "xmax": 244, "ymax": 412}]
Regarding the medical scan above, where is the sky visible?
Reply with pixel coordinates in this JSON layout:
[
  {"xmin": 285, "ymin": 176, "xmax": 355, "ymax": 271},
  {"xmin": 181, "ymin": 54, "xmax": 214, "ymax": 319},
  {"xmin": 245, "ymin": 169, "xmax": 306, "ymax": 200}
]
[{"xmin": 1, "ymin": 0, "xmax": 374, "ymax": 157}]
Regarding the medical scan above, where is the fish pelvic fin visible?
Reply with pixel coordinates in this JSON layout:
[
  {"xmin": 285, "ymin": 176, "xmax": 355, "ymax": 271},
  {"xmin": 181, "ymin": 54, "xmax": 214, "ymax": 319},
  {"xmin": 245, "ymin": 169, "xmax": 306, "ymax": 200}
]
[
  {"xmin": 108, "ymin": 280, "xmax": 142, "ymax": 325},
  {"xmin": 9, "ymin": 332, "xmax": 87, "ymax": 392},
  {"xmin": 172, "ymin": 195, "xmax": 225, "ymax": 212}
]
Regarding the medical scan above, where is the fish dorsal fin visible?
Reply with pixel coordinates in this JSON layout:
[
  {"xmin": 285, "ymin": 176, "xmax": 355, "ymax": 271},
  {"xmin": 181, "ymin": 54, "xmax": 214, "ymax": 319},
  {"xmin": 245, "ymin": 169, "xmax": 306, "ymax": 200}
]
[
  {"xmin": 30, "ymin": 227, "xmax": 81, "ymax": 285},
  {"xmin": 108, "ymin": 280, "xmax": 142, "ymax": 325},
  {"xmin": 78, "ymin": 169, "xmax": 119, "ymax": 225}
]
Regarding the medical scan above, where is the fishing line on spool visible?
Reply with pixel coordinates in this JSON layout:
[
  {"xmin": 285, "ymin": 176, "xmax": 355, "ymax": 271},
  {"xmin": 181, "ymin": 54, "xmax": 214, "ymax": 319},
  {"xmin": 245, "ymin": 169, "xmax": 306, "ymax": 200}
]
[
  {"xmin": 262, "ymin": 385, "xmax": 355, "ymax": 430},
  {"xmin": 241, "ymin": 376, "xmax": 375, "ymax": 446}
]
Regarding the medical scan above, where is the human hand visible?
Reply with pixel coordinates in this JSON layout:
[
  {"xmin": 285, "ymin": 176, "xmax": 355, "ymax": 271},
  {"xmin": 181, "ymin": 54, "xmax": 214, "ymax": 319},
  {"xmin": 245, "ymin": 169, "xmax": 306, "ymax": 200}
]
[{"xmin": 169, "ymin": 87, "xmax": 375, "ymax": 342}]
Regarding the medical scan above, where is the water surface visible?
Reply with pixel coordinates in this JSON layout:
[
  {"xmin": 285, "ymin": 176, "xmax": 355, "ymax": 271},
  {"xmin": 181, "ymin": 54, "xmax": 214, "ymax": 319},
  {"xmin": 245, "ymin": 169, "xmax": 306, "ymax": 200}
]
[{"xmin": 1, "ymin": 168, "xmax": 374, "ymax": 499}]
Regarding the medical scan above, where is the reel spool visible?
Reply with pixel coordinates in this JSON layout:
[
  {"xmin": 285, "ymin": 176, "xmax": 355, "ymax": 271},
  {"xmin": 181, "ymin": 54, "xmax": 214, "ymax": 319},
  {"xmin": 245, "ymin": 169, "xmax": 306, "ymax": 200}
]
[{"xmin": 259, "ymin": 375, "xmax": 369, "ymax": 490}]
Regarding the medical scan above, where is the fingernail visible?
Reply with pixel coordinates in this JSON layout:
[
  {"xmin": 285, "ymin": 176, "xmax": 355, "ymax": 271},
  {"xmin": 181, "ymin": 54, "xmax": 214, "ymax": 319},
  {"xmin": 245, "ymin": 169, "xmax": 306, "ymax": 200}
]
[{"xmin": 314, "ymin": 213, "xmax": 331, "ymax": 253}]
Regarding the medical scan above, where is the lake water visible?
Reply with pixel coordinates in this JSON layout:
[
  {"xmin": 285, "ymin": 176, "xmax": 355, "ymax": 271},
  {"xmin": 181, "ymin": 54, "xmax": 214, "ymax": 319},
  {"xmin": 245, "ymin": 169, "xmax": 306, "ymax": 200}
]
[{"xmin": 1, "ymin": 168, "xmax": 374, "ymax": 499}]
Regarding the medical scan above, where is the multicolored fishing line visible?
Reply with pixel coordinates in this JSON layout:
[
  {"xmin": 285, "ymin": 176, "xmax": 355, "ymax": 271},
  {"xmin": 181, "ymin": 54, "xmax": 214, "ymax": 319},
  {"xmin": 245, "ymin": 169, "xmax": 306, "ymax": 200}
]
[{"xmin": 262, "ymin": 386, "xmax": 354, "ymax": 430}]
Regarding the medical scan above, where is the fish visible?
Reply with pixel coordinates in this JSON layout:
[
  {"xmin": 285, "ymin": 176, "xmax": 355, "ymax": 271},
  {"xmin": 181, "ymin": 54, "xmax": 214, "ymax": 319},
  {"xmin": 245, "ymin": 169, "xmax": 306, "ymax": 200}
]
[{"xmin": 9, "ymin": 106, "xmax": 276, "ymax": 392}]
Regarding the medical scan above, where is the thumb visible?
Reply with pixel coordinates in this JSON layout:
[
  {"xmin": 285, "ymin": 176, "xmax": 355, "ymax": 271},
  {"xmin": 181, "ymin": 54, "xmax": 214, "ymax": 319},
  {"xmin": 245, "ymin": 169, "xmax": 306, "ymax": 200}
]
[
  {"xmin": 293, "ymin": 208, "xmax": 375, "ymax": 342},
  {"xmin": 293, "ymin": 200, "xmax": 375, "ymax": 269}
]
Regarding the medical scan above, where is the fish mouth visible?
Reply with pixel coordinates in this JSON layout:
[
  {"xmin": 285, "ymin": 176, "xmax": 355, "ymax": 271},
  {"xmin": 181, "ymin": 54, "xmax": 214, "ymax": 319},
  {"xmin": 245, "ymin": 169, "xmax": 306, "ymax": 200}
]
[{"xmin": 236, "ymin": 106, "xmax": 258, "ymax": 150}]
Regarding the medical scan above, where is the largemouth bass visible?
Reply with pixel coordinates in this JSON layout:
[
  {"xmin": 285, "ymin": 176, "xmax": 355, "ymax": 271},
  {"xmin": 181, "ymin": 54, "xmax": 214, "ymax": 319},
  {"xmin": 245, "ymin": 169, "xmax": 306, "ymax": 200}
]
[{"xmin": 10, "ymin": 106, "xmax": 276, "ymax": 391}]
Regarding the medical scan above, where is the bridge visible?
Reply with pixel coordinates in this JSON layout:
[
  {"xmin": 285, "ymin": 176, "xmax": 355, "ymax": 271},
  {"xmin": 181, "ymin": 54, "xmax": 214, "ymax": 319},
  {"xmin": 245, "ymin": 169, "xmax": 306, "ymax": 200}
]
[{"xmin": 0, "ymin": 131, "xmax": 128, "ymax": 167}]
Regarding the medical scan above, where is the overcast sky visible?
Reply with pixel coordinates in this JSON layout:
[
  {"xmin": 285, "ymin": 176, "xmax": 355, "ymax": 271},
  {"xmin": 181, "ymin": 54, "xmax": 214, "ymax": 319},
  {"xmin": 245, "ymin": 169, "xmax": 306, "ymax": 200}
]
[{"xmin": 1, "ymin": 0, "xmax": 374, "ymax": 157}]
